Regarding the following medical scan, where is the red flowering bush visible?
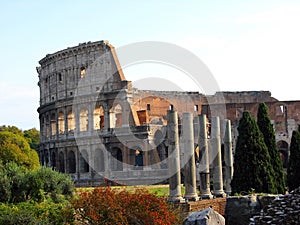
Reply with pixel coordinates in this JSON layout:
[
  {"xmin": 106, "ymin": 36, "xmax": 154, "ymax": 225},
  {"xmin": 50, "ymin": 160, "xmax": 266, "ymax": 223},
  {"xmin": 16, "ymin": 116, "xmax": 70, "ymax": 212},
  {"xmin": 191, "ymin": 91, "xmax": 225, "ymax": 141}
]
[{"xmin": 71, "ymin": 186, "xmax": 182, "ymax": 225}]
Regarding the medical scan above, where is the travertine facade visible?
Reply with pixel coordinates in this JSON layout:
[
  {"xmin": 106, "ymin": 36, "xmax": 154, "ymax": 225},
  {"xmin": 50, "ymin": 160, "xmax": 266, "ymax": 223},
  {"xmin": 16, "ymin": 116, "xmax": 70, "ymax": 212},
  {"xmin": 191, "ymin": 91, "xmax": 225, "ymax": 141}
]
[{"xmin": 37, "ymin": 40, "xmax": 300, "ymax": 186}]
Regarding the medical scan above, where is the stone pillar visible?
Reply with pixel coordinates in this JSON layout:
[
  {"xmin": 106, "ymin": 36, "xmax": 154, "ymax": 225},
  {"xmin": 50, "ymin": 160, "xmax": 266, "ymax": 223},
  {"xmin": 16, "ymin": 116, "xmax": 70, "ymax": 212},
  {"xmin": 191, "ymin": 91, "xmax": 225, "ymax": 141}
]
[
  {"xmin": 211, "ymin": 117, "xmax": 226, "ymax": 198},
  {"xmin": 167, "ymin": 110, "xmax": 184, "ymax": 203},
  {"xmin": 183, "ymin": 113, "xmax": 199, "ymax": 201},
  {"xmin": 103, "ymin": 101, "xmax": 110, "ymax": 131},
  {"xmin": 198, "ymin": 115, "xmax": 213, "ymax": 199},
  {"xmin": 224, "ymin": 119, "xmax": 233, "ymax": 195}
]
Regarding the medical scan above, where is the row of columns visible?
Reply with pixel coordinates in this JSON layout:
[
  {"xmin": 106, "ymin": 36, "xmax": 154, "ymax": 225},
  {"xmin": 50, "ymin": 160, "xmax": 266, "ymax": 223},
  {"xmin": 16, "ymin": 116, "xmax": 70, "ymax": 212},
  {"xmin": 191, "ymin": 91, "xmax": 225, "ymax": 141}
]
[{"xmin": 167, "ymin": 110, "xmax": 233, "ymax": 202}]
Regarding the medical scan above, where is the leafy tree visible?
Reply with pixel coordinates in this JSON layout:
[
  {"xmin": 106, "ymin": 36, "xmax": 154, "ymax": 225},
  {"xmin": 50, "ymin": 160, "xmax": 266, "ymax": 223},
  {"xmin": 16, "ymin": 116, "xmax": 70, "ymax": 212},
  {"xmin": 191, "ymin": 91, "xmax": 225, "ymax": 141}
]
[
  {"xmin": 231, "ymin": 111, "xmax": 276, "ymax": 194},
  {"xmin": 0, "ymin": 131, "xmax": 39, "ymax": 170},
  {"xmin": 257, "ymin": 103, "xmax": 286, "ymax": 194},
  {"xmin": 0, "ymin": 163, "xmax": 74, "ymax": 204},
  {"xmin": 23, "ymin": 128, "xmax": 40, "ymax": 152},
  {"xmin": 287, "ymin": 128, "xmax": 300, "ymax": 191}
]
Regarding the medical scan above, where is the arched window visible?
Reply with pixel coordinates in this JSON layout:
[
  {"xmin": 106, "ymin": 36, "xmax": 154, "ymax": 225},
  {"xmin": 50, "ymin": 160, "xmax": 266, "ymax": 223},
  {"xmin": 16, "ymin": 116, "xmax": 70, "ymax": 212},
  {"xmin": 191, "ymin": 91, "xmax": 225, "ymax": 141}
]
[
  {"xmin": 68, "ymin": 151, "xmax": 76, "ymax": 173},
  {"xmin": 58, "ymin": 111, "xmax": 65, "ymax": 134},
  {"xmin": 94, "ymin": 105, "xmax": 104, "ymax": 130},
  {"xmin": 80, "ymin": 67, "xmax": 86, "ymax": 78},
  {"xmin": 80, "ymin": 108, "xmax": 88, "ymax": 132},
  {"xmin": 67, "ymin": 110, "xmax": 75, "ymax": 132},
  {"xmin": 79, "ymin": 150, "xmax": 89, "ymax": 173},
  {"xmin": 110, "ymin": 104, "xmax": 122, "ymax": 128},
  {"xmin": 59, "ymin": 151, "xmax": 65, "ymax": 173}
]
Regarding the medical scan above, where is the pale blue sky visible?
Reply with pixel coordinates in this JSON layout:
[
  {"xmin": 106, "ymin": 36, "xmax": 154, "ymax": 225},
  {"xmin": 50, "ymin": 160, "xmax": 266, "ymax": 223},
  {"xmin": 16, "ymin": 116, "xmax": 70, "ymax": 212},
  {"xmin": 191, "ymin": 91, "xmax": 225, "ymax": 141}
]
[{"xmin": 1, "ymin": 0, "xmax": 300, "ymax": 129}]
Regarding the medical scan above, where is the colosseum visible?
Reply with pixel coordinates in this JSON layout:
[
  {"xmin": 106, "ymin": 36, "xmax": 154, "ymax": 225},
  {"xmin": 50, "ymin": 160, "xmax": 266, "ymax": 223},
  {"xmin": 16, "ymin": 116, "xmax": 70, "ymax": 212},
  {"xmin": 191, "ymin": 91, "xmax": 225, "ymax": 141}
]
[{"xmin": 37, "ymin": 40, "xmax": 300, "ymax": 186}]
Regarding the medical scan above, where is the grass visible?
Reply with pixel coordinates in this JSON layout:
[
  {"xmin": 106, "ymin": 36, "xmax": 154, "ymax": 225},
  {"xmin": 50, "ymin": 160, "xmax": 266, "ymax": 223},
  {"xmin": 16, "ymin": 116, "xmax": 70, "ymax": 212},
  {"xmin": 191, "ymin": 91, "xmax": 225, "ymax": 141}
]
[{"xmin": 75, "ymin": 184, "xmax": 187, "ymax": 197}]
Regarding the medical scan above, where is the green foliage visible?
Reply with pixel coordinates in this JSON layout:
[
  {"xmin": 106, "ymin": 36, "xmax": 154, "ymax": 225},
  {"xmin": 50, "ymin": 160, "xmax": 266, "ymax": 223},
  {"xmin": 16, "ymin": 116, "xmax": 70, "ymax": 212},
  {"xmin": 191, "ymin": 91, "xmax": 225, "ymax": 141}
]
[
  {"xmin": 257, "ymin": 103, "xmax": 286, "ymax": 194},
  {"xmin": 23, "ymin": 128, "xmax": 40, "ymax": 152},
  {"xmin": 231, "ymin": 111, "xmax": 277, "ymax": 194},
  {"xmin": 287, "ymin": 129, "xmax": 300, "ymax": 191},
  {"xmin": 0, "ymin": 163, "xmax": 74, "ymax": 204},
  {"xmin": 72, "ymin": 186, "xmax": 183, "ymax": 225},
  {"xmin": 0, "ymin": 201, "xmax": 74, "ymax": 225},
  {"xmin": 0, "ymin": 130, "xmax": 39, "ymax": 170}
]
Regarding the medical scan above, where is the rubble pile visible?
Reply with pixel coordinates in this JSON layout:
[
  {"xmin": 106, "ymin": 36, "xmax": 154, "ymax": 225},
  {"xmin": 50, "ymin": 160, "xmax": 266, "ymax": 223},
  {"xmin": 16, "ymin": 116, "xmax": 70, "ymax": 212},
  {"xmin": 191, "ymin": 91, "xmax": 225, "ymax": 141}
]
[{"xmin": 250, "ymin": 188, "xmax": 300, "ymax": 224}]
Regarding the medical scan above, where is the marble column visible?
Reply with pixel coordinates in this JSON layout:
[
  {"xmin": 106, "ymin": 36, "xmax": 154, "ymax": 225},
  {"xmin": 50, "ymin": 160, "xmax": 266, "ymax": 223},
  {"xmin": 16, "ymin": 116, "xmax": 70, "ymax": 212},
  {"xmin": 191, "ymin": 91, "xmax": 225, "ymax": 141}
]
[
  {"xmin": 167, "ymin": 110, "xmax": 184, "ymax": 203},
  {"xmin": 224, "ymin": 119, "xmax": 233, "ymax": 195},
  {"xmin": 183, "ymin": 113, "xmax": 199, "ymax": 201},
  {"xmin": 211, "ymin": 117, "xmax": 226, "ymax": 198},
  {"xmin": 198, "ymin": 115, "xmax": 213, "ymax": 199}
]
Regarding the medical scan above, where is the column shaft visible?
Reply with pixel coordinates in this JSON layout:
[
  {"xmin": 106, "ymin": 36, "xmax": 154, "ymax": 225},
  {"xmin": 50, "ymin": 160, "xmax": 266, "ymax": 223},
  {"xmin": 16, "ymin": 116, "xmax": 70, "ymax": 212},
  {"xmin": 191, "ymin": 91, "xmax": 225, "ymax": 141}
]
[
  {"xmin": 167, "ymin": 110, "xmax": 184, "ymax": 202},
  {"xmin": 183, "ymin": 113, "xmax": 199, "ymax": 201}
]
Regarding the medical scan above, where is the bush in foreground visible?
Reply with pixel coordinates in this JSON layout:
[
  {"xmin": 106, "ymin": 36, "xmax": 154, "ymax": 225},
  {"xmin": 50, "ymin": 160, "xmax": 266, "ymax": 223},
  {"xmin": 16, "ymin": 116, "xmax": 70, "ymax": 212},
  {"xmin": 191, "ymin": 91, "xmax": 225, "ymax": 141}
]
[{"xmin": 72, "ymin": 186, "xmax": 183, "ymax": 225}]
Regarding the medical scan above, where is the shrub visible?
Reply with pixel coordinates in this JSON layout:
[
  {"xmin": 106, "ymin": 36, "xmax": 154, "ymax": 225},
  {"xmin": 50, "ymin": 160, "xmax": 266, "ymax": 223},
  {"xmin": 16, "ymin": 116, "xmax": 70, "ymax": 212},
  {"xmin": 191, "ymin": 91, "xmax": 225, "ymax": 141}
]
[
  {"xmin": 72, "ymin": 186, "xmax": 183, "ymax": 225},
  {"xmin": 0, "ymin": 201, "xmax": 74, "ymax": 225}
]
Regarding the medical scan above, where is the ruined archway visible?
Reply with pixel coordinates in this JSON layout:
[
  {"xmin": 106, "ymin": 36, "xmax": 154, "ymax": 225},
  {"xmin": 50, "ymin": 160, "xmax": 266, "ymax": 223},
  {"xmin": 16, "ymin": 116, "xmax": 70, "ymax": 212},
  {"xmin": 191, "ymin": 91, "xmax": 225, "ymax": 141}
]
[{"xmin": 277, "ymin": 140, "xmax": 289, "ymax": 168}]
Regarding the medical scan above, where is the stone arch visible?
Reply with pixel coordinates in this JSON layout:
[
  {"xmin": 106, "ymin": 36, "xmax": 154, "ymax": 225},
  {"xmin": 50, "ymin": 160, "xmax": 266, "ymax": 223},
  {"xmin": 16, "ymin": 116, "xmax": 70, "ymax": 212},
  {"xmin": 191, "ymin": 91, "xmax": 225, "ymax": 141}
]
[
  {"xmin": 59, "ymin": 151, "xmax": 65, "ymax": 173},
  {"xmin": 111, "ymin": 147, "xmax": 123, "ymax": 171},
  {"xmin": 58, "ymin": 111, "xmax": 65, "ymax": 134},
  {"xmin": 277, "ymin": 140, "xmax": 289, "ymax": 168},
  {"xmin": 67, "ymin": 110, "xmax": 75, "ymax": 132},
  {"xmin": 94, "ymin": 148, "xmax": 104, "ymax": 172},
  {"xmin": 50, "ymin": 113, "xmax": 56, "ymax": 136},
  {"xmin": 79, "ymin": 150, "xmax": 89, "ymax": 173},
  {"xmin": 79, "ymin": 108, "xmax": 89, "ymax": 132},
  {"xmin": 110, "ymin": 104, "xmax": 122, "ymax": 128},
  {"xmin": 68, "ymin": 150, "xmax": 76, "ymax": 173},
  {"xmin": 94, "ymin": 105, "xmax": 104, "ymax": 130}
]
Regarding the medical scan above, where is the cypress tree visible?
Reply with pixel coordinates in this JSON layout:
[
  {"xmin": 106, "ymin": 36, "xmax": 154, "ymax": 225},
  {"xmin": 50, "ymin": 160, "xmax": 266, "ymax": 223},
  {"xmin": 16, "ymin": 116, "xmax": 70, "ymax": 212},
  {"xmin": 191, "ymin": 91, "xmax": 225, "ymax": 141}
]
[
  {"xmin": 231, "ymin": 111, "xmax": 276, "ymax": 194},
  {"xmin": 257, "ymin": 103, "xmax": 286, "ymax": 194},
  {"xmin": 287, "ymin": 128, "xmax": 300, "ymax": 191}
]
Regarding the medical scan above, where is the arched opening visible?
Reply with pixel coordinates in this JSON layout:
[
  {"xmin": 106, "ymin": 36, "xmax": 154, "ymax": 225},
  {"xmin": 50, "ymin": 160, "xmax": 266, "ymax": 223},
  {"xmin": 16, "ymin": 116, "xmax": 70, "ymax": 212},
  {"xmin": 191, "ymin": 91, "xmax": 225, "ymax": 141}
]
[
  {"xmin": 111, "ymin": 147, "xmax": 123, "ymax": 171},
  {"xmin": 277, "ymin": 140, "xmax": 289, "ymax": 168},
  {"xmin": 45, "ymin": 151, "xmax": 49, "ymax": 166},
  {"xmin": 67, "ymin": 111, "xmax": 75, "ymax": 132},
  {"xmin": 59, "ymin": 151, "xmax": 65, "ymax": 173},
  {"xmin": 94, "ymin": 105, "xmax": 104, "ymax": 130},
  {"xmin": 58, "ymin": 111, "xmax": 65, "ymax": 134},
  {"xmin": 110, "ymin": 104, "xmax": 122, "ymax": 128},
  {"xmin": 68, "ymin": 150, "xmax": 76, "ymax": 173},
  {"xmin": 80, "ymin": 67, "xmax": 86, "ymax": 78},
  {"xmin": 94, "ymin": 148, "xmax": 104, "ymax": 172},
  {"xmin": 80, "ymin": 108, "xmax": 88, "ymax": 132},
  {"xmin": 51, "ymin": 151, "xmax": 56, "ymax": 169},
  {"xmin": 132, "ymin": 146, "xmax": 143, "ymax": 169},
  {"xmin": 79, "ymin": 150, "xmax": 89, "ymax": 173},
  {"xmin": 46, "ymin": 115, "xmax": 50, "ymax": 138},
  {"xmin": 50, "ymin": 113, "xmax": 56, "ymax": 136}
]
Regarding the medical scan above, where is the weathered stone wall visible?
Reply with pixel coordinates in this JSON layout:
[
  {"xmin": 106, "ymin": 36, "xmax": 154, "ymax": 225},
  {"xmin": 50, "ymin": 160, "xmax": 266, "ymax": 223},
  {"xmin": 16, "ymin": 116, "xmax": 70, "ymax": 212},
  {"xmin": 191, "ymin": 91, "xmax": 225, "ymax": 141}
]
[
  {"xmin": 250, "ymin": 188, "xmax": 300, "ymax": 225},
  {"xmin": 182, "ymin": 198, "xmax": 226, "ymax": 216}
]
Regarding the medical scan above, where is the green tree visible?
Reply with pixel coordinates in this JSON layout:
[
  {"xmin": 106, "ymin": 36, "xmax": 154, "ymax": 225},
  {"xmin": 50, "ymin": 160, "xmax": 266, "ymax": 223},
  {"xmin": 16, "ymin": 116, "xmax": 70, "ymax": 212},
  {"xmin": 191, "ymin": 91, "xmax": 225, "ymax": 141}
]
[
  {"xmin": 0, "ymin": 131, "xmax": 39, "ymax": 170},
  {"xmin": 231, "ymin": 111, "xmax": 276, "ymax": 194},
  {"xmin": 257, "ymin": 103, "xmax": 286, "ymax": 194},
  {"xmin": 23, "ymin": 128, "xmax": 40, "ymax": 152},
  {"xmin": 287, "ymin": 128, "xmax": 300, "ymax": 191}
]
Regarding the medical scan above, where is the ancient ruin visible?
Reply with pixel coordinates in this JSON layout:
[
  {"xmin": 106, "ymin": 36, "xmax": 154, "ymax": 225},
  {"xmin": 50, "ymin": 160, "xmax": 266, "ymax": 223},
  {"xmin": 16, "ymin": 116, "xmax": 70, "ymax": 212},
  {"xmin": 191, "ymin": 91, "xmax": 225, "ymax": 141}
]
[{"xmin": 37, "ymin": 40, "xmax": 300, "ymax": 187}]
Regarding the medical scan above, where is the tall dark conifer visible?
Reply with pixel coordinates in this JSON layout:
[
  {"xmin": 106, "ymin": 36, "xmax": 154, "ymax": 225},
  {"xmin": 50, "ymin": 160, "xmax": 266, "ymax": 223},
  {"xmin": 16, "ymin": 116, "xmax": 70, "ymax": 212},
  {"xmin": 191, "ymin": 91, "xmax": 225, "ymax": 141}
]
[
  {"xmin": 231, "ymin": 111, "xmax": 276, "ymax": 194},
  {"xmin": 257, "ymin": 103, "xmax": 286, "ymax": 194},
  {"xmin": 287, "ymin": 128, "xmax": 300, "ymax": 191}
]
